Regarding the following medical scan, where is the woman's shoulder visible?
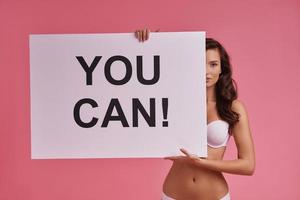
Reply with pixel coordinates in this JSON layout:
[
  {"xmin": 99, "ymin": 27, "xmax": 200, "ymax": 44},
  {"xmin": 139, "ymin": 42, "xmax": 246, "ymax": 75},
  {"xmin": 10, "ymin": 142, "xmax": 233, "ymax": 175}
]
[
  {"xmin": 231, "ymin": 99, "xmax": 251, "ymax": 131},
  {"xmin": 231, "ymin": 99, "xmax": 248, "ymax": 116}
]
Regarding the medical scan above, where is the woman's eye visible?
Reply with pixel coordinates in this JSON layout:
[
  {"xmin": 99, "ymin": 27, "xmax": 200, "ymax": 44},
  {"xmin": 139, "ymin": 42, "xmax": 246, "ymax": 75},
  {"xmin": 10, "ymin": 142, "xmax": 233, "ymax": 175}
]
[{"xmin": 211, "ymin": 63, "xmax": 217, "ymax": 67}]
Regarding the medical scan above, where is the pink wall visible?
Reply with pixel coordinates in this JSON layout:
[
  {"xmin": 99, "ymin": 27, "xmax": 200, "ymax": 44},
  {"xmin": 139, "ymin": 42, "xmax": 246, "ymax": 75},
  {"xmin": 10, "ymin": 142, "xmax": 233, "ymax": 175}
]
[{"xmin": 1, "ymin": 0, "xmax": 300, "ymax": 199}]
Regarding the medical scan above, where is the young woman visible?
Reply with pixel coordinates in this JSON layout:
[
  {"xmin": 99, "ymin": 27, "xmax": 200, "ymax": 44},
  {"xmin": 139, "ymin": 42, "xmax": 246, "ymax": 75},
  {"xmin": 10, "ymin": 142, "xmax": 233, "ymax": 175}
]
[{"xmin": 134, "ymin": 29, "xmax": 255, "ymax": 200}]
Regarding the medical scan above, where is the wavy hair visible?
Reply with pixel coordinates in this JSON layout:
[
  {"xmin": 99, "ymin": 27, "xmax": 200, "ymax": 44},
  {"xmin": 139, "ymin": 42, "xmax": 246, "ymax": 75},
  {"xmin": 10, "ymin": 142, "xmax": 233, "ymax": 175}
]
[{"xmin": 206, "ymin": 38, "xmax": 240, "ymax": 135}]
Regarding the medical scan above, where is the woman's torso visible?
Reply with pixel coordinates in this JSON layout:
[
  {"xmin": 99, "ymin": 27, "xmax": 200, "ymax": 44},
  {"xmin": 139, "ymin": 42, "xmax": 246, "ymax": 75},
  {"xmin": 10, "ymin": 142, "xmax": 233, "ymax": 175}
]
[{"xmin": 162, "ymin": 103, "xmax": 230, "ymax": 200}]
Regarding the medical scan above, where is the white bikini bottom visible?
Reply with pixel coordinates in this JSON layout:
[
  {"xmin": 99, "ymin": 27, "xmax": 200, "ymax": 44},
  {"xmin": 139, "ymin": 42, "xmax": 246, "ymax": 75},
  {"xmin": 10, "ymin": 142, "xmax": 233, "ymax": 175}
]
[{"xmin": 161, "ymin": 191, "xmax": 231, "ymax": 200}]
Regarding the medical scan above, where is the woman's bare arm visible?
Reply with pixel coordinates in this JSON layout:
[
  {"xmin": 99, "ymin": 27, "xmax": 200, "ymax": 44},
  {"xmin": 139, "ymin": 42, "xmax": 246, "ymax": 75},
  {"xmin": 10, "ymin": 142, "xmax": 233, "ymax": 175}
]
[{"xmin": 194, "ymin": 99, "xmax": 256, "ymax": 175}]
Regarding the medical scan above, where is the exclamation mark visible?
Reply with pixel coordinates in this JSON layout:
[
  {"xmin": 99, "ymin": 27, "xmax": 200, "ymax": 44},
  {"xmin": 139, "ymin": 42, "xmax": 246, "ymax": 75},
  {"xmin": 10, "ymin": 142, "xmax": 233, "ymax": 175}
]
[{"xmin": 162, "ymin": 98, "xmax": 168, "ymax": 127}]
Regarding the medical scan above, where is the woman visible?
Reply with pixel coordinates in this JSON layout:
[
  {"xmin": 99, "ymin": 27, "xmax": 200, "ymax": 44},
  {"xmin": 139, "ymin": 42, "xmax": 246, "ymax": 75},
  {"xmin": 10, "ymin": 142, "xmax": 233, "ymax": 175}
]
[{"xmin": 134, "ymin": 29, "xmax": 255, "ymax": 200}]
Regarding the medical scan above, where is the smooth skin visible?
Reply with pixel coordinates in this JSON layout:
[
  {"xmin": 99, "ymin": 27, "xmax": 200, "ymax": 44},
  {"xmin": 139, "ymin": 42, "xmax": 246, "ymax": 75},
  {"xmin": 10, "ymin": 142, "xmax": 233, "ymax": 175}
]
[{"xmin": 134, "ymin": 29, "xmax": 255, "ymax": 200}]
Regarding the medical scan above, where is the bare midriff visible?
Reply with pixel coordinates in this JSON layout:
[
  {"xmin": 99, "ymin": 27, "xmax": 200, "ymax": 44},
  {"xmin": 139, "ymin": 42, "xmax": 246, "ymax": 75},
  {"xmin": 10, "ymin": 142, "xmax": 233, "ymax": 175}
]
[{"xmin": 162, "ymin": 146, "xmax": 229, "ymax": 200}]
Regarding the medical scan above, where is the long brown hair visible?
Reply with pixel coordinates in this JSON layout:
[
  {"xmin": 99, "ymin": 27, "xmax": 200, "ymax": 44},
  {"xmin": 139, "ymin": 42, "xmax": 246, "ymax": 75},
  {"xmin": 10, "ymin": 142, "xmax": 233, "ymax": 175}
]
[{"xmin": 206, "ymin": 38, "xmax": 239, "ymax": 135}]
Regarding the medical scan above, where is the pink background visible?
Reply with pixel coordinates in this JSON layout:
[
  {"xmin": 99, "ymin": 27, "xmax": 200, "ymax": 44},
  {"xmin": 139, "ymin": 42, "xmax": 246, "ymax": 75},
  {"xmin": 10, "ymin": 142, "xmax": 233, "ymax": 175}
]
[{"xmin": 1, "ymin": 0, "xmax": 299, "ymax": 199}]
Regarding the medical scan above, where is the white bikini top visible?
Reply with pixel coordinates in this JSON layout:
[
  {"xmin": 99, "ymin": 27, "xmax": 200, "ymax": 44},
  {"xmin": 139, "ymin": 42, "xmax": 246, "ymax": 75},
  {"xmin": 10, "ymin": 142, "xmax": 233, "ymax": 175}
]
[{"xmin": 207, "ymin": 119, "xmax": 230, "ymax": 148}]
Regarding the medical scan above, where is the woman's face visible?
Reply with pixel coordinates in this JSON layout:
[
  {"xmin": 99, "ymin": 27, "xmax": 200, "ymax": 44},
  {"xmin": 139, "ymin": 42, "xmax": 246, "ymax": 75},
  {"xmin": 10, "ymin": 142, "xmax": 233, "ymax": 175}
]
[{"xmin": 206, "ymin": 49, "xmax": 222, "ymax": 88}]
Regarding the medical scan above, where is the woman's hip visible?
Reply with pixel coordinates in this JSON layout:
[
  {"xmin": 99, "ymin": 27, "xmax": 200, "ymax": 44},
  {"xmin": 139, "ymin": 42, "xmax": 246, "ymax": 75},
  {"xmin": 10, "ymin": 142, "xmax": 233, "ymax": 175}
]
[{"xmin": 161, "ymin": 190, "xmax": 231, "ymax": 200}]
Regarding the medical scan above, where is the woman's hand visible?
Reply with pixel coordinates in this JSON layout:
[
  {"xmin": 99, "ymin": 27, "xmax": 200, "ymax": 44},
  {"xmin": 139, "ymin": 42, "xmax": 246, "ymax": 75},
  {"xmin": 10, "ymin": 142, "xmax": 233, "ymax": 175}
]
[
  {"xmin": 134, "ymin": 28, "xmax": 160, "ymax": 42},
  {"xmin": 164, "ymin": 148, "xmax": 205, "ymax": 166}
]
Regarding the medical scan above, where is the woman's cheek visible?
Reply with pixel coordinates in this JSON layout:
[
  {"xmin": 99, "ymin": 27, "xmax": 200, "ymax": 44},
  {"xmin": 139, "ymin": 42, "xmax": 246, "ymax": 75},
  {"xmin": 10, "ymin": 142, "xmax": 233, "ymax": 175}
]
[{"xmin": 213, "ymin": 75, "xmax": 219, "ymax": 82}]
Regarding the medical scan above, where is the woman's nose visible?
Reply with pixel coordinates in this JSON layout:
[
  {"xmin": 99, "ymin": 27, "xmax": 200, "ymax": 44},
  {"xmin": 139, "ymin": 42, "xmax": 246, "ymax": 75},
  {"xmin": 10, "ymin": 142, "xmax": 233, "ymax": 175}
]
[
  {"xmin": 206, "ymin": 67, "xmax": 212, "ymax": 76},
  {"xmin": 206, "ymin": 74, "xmax": 212, "ymax": 79}
]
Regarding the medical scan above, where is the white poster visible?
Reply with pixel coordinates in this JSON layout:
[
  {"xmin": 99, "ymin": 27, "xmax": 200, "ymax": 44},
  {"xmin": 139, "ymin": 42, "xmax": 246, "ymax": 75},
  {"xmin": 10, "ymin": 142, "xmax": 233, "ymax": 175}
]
[{"xmin": 29, "ymin": 31, "xmax": 206, "ymax": 159}]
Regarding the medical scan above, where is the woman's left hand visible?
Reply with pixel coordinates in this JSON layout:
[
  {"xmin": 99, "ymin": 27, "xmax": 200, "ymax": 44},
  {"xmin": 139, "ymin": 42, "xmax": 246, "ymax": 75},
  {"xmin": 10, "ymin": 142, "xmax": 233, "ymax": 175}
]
[{"xmin": 164, "ymin": 148, "xmax": 204, "ymax": 166}]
